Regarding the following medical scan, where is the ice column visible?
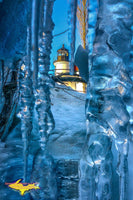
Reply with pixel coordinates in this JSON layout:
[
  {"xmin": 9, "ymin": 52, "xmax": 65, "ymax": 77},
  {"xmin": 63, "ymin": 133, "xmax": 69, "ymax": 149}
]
[
  {"xmin": 31, "ymin": 1, "xmax": 57, "ymax": 199},
  {"xmin": 79, "ymin": 0, "xmax": 133, "ymax": 200},
  {"xmin": 68, "ymin": 0, "xmax": 78, "ymax": 74},
  {"xmin": 35, "ymin": 0, "xmax": 55, "ymax": 152},
  {"xmin": 31, "ymin": 0, "xmax": 39, "ymax": 88},
  {"xmin": 19, "ymin": 23, "xmax": 33, "ymax": 182},
  {"xmin": 87, "ymin": 0, "xmax": 98, "ymax": 72}
]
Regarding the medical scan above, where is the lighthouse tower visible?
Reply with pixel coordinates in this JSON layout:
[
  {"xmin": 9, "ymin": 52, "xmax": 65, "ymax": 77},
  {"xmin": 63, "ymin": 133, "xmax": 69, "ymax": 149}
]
[
  {"xmin": 53, "ymin": 44, "xmax": 86, "ymax": 93},
  {"xmin": 53, "ymin": 44, "xmax": 70, "ymax": 75}
]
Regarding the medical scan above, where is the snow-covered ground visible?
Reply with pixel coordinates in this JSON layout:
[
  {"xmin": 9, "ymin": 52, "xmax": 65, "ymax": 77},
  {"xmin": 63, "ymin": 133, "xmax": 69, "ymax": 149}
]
[{"xmin": 48, "ymin": 84, "xmax": 86, "ymax": 159}]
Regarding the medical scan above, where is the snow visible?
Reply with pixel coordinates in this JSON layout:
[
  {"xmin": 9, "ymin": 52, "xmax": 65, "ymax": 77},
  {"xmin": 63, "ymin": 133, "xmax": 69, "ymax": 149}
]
[{"xmin": 48, "ymin": 84, "xmax": 86, "ymax": 159}]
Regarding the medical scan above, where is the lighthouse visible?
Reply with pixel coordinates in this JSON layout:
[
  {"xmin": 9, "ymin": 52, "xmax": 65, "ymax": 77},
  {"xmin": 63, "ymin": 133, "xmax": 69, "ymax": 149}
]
[
  {"xmin": 53, "ymin": 44, "xmax": 86, "ymax": 93},
  {"xmin": 53, "ymin": 44, "xmax": 69, "ymax": 75}
]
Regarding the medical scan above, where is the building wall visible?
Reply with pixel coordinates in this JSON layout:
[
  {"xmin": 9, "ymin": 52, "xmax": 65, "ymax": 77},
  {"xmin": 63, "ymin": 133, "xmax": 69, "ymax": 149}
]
[
  {"xmin": 64, "ymin": 81, "xmax": 86, "ymax": 93},
  {"xmin": 54, "ymin": 61, "xmax": 69, "ymax": 75}
]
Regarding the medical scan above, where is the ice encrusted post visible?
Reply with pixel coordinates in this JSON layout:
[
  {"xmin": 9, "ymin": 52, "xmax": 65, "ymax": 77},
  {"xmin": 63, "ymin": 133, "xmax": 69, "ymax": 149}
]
[
  {"xmin": 31, "ymin": 0, "xmax": 57, "ymax": 199},
  {"xmin": 79, "ymin": 0, "xmax": 133, "ymax": 200}
]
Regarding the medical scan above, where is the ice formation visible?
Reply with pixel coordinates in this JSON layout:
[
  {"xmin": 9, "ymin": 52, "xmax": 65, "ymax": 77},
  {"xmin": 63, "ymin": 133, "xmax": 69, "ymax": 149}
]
[
  {"xmin": 1, "ymin": 0, "xmax": 133, "ymax": 200},
  {"xmin": 18, "ymin": 22, "xmax": 33, "ymax": 182},
  {"xmin": 79, "ymin": 0, "xmax": 133, "ymax": 200},
  {"xmin": 68, "ymin": 0, "xmax": 78, "ymax": 74},
  {"xmin": 30, "ymin": 0, "xmax": 57, "ymax": 199},
  {"xmin": 31, "ymin": 0, "xmax": 39, "ymax": 88},
  {"xmin": 87, "ymin": 0, "xmax": 98, "ymax": 72}
]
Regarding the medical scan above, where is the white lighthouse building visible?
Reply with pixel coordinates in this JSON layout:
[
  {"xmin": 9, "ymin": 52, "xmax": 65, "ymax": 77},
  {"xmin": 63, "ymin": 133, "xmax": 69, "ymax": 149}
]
[
  {"xmin": 53, "ymin": 44, "xmax": 69, "ymax": 75},
  {"xmin": 53, "ymin": 44, "xmax": 86, "ymax": 93}
]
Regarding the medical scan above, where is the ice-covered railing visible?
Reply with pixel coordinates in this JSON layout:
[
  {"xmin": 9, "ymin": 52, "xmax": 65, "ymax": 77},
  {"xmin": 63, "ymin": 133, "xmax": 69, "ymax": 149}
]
[{"xmin": 79, "ymin": 0, "xmax": 133, "ymax": 200}]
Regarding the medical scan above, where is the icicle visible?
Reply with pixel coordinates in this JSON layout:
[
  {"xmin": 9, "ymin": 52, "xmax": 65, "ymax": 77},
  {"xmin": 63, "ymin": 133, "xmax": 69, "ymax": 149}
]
[
  {"xmin": 18, "ymin": 15, "xmax": 33, "ymax": 182},
  {"xmin": 31, "ymin": 0, "xmax": 40, "ymax": 88},
  {"xmin": 68, "ymin": 0, "xmax": 78, "ymax": 75},
  {"xmin": 115, "ymin": 139, "xmax": 129, "ymax": 200},
  {"xmin": 31, "ymin": 1, "xmax": 57, "ymax": 199},
  {"xmin": 36, "ymin": 0, "xmax": 55, "ymax": 150}
]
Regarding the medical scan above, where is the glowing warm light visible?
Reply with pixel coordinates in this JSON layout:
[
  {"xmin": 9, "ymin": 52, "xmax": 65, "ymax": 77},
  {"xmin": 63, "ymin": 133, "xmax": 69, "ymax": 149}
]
[
  {"xmin": 76, "ymin": 82, "xmax": 83, "ymax": 92},
  {"xmin": 21, "ymin": 64, "xmax": 25, "ymax": 71},
  {"xmin": 54, "ymin": 61, "xmax": 69, "ymax": 74},
  {"xmin": 94, "ymin": 159, "xmax": 101, "ymax": 165}
]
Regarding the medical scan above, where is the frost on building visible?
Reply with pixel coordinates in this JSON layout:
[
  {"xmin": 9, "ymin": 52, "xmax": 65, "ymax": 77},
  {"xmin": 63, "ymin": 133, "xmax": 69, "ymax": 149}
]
[{"xmin": 53, "ymin": 44, "xmax": 86, "ymax": 93}]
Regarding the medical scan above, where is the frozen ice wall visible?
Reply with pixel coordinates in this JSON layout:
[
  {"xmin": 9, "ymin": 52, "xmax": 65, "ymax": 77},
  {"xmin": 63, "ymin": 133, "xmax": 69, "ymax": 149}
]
[
  {"xmin": 79, "ymin": 0, "xmax": 133, "ymax": 200},
  {"xmin": 0, "ymin": 0, "xmax": 30, "ymax": 62}
]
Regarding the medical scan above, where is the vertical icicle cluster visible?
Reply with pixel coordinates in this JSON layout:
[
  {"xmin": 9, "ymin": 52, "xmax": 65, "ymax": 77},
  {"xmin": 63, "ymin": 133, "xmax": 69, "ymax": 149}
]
[
  {"xmin": 30, "ymin": 1, "xmax": 57, "ymax": 199},
  {"xmin": 36, "ymin": 0, "xmax": 55, "ymax": 148},
  {"xmin": 68, "ymin": 0, "xmax": 78, "ymax": 74},
  {"xmin": 79, "ymin": 0, "xmax": 133, "ymax": 200},
  {"xmin": 31, "ymin": 0, "xmax": 55, "ymax": 149},
  {"xmin": 31, "ymin": 0, "xmax": 39, "ymax": 88},
  {"xmin": 19, "ymin": 23, "xmax": 33, "ymax": 182}
]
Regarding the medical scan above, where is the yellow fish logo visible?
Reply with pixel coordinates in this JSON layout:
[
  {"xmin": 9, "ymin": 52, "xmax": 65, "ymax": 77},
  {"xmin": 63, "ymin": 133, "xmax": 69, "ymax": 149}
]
[{"xmin": 5, "ymin": 179, "xmax": 40, "ymax": 196}]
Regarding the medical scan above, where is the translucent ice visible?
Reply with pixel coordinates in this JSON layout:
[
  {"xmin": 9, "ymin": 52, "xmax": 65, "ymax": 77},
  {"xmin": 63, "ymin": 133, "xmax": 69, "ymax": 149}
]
[
  {"xmin": 79, "ymin": 0, "xmax": 133, "ymax": 200},
  {"xmin": 19, "ymin": 23, "xmax": 33, "ymax": 182},
  {"xmin": 31, "ymin": 1, "xmax": 57, "ymax": 199},
  {"xmin": 68, "ymin": 0, "xmax": 78, "ymax": 74}
]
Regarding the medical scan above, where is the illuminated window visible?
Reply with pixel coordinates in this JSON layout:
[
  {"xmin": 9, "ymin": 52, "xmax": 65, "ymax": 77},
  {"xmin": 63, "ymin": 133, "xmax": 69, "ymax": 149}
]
[{"xmin": 76, "ymin": 82, "xmax": 83, "ymax": 92}]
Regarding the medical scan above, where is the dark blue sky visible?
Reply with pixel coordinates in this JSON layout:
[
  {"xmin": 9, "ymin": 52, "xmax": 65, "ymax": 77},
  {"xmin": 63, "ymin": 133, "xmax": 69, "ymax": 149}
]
[{"xmin": 51, "ymin": 0, "xmax": 81, "ymax": 70}]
